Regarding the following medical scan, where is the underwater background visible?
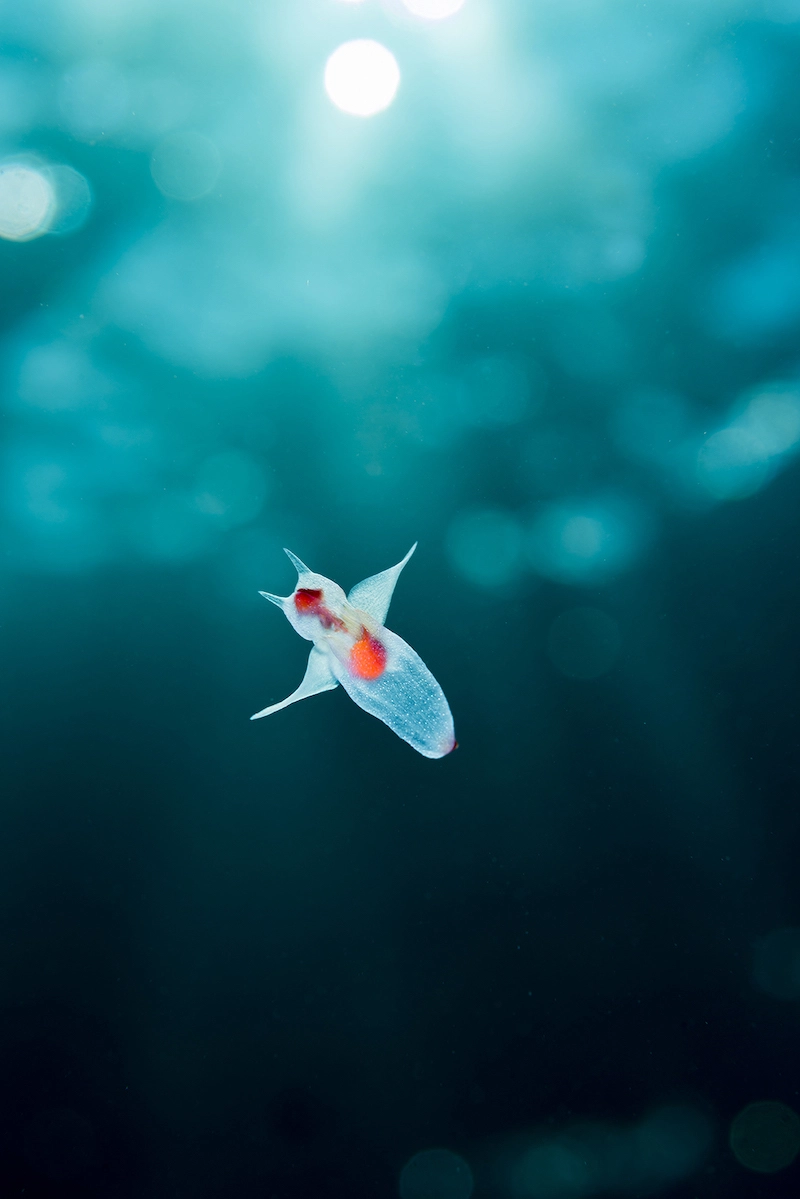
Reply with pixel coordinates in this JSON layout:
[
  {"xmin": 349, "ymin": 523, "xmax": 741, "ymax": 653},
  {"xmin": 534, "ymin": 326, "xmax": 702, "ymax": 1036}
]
[{"xmin": 2, "ymin": 0, "xmax": 800, "ymax": 1195}]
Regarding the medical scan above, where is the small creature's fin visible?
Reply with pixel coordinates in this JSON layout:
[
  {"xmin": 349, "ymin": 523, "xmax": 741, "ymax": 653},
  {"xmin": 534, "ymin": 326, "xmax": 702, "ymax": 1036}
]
[
  {"xmin": 259, "ymin": 590, "xmax": 287, "ymax": 608},
  {"xmin": 347, "ymin": 543, "xmax": 417, "ymax": 625},
  {"xmin": 284, "ymin": 548, "xmax": 312, "ymax": 576},
  {"xmin": 250, "ymin": 646, "xmax": 338, "ymax": 720}
]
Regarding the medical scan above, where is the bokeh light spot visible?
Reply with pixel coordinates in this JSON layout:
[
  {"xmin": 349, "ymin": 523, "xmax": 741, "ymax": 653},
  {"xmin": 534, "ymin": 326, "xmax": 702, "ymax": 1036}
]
[
  {"xmin": 8, "ymin": 447, "xmax": 110, "ymax": 573},
  {"xmin": 632, "ymin": 1106, "xmax": 713, "ymax": 1189},
  {"xmin": 403, "ymin": 0, "xmax": 466, "ymax": 18},
  {"xmin": 696, "ymin": 383, "xmax": 800, "ymax": 502},
  {"xmin": 696, "ymin": 428, "xmax": 773, "ymax": 501},
  {"xmin": 753, "ymin": 927, "xmax": 800, "ymax": 1000},
  {"xmin": 399, "ymin": 1148, "xmax": 474, "ymax": 1199},
  {"xmin": 561, "ymin": 516, "xmax": 605, "ymax": 559},
  {"xmin": 730, "ymin": 1101, "xmax": 800, "ymax": 1173},
  {"xmin": 17, "ymin": 341, "xmax": 114, "ymax": 412},
  {"xmin": 151, "ymin": 132, "xmax": 221, "ymax": 201},
  {"xmin": 502, "ymin": 1106, "xmax": 711, "ymax": 1199},
  {"xmin": 527, "ymin": 499, "xmax": 644, "ymax": 585},
  {"xmin": 547, "ymin": 607, "xmax": 621, "ymax": 680},
  {"xmin": 511, "ymin": 1142, "xmax": 591, "ymax": 1199},
  {"xmin": 446, "ymin": 507, "xmax": 524, "ymax": 588},
  {"xmin": 738, "ymin": 386, "xmax": 800, "ymax": 456},
  {"xmin": 47, "ymin": 165, "xmax": 93, "ymax": 235},
  {"xmin": 324, "ymin": 40, "xmax": 400, "ymax": 117},
  {"xmin": 0, "ymin": 162, "xmax": 55, "ymax": 241}
]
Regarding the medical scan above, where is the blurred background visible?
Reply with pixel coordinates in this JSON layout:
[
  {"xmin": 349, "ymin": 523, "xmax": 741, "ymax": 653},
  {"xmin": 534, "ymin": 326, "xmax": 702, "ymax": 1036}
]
[{"xmin": 1, "ymin": 0, "xmax": 800, "ymax": 1194}]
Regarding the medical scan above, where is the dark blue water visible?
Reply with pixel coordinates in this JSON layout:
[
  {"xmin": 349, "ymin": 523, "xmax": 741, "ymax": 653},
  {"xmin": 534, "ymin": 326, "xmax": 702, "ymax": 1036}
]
[{"xmin": 2, "ymin": 1, "xmax": 800, "ymax": 1195}]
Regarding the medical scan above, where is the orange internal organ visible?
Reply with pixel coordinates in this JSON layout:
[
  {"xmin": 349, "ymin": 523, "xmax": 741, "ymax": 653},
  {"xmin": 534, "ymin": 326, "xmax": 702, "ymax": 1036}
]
[{"xmin": 349, "ymin": 630, "xmax": 387, "ymax": 680}]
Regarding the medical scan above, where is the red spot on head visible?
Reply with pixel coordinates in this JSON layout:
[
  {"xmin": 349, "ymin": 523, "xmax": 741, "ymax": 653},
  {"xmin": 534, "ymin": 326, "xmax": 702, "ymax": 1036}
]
[
  {"xmin": 294, "ymin": 587, "xmax": 348, "ymax": 633},
  {"xmin": 295, "ymin": 588, "xmax": 323, "ymax": 614},
  {"xmin": 349, "ymin": 631, "xmax": 387, "ymax": 680}
]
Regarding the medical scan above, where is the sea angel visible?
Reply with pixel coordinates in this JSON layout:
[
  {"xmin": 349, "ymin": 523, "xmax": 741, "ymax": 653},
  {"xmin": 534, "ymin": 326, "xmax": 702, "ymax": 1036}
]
[{"xmin": 251, "ymin": 544, "xmax": 456, "ymax": 759}]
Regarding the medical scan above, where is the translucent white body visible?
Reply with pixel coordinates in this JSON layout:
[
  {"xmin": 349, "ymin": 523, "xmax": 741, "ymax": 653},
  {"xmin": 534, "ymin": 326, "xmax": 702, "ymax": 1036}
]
[{"xmin": 251, "ymin": 545, "xmax": 456, "ymax": 759}]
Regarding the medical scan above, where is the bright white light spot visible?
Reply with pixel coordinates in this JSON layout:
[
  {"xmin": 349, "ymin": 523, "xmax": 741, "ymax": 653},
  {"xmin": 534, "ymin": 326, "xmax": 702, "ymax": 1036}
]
[
  {"xmin": 446, "ymin": 508, "xmax": 524, "ymax": 588},
  {"xmin": 403, "ymin": 0, "xmax": 466, "ymax": 19},
  {"xmin": 399, "ymin": 1149, "xmax": 473, "ymax": 1199},
  {"xmin": 324, "ymin": 40, "xmax": 400, "ymax": 117},
  {"xmin": 547, "ymin": 608, "xmax": 621, "ymax": 680},
  {"xmin": 0, "ymin": 163, "xmax": 55, "ymax": 241},
  {"xmin": 151, "ymin": 132, "xmax": 221, "ymax": 202}
]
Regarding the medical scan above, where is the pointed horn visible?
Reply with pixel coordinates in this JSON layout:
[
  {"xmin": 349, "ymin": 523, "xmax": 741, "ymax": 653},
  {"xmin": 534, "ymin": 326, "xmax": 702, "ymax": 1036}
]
[
  {"xmin": 259, "ymin": 591, "xmax": 287, "ymax": 608},
  {"xmin": 284, "ymin": 548, "xmax": 312, "ymax": 576}
]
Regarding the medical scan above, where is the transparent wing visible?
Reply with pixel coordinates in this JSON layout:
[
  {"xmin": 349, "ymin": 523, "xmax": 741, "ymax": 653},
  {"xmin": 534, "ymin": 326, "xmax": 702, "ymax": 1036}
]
[
  {"xmin": 347, "ymin": 543, "xmax": 417, "ymax": 625},
  {"xmin": 330, "ymin": 627, "xmax": 455, "ymax": 759},
  {"xmin": 250, "ymin": 646, "xmax": 338, "ymax": 720}
]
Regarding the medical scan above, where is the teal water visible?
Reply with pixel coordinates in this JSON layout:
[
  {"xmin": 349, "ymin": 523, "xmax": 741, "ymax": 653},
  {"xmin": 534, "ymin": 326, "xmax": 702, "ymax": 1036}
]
[{"xmin": 1, "ymin": 1, "xmax": 800, "ymax": 1195}]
